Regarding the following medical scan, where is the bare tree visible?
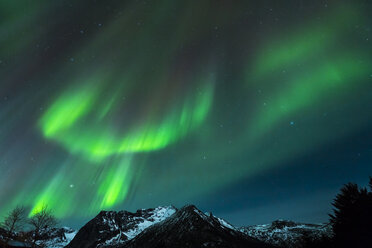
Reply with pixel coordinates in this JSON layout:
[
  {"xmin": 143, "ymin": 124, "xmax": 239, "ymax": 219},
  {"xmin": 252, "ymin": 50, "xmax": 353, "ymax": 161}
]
[
  {"xmin": 1, "ymin": 205, "xmax": 26, "ymax": 244},
  {"xmin": 28, "ymin": 205, "xmax": 58, "ymax": 247}
]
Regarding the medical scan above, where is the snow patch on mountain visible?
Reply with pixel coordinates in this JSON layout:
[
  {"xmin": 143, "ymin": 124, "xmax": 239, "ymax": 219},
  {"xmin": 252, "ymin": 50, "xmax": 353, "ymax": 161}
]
[
  {"xmin": 217, "ymin": 217, "xmax": 235, "ymax": 230},
  {"xmin": 39, "ymin": 227, "xmax": 77, "ymax": 248},
  {"xmin": 84, "ymin": 206, "xmax": 176, "ymax": 247},
  {"xmin": 122, "ymin": 206, "xmax": 176, "ymax": 241}
]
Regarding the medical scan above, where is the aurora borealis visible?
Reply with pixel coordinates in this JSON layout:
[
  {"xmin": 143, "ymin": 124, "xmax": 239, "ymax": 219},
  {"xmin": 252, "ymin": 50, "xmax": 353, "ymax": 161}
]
[{"xmin": 1, "ymin": 0, "xmax": 372, "ymax": 227}]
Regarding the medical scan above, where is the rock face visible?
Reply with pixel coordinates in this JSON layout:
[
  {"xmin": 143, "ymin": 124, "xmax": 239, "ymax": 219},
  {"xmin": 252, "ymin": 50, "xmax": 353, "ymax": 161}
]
[
  {"xmin": 240, "ymin": 220, "xmax": 333, "ymax": 248},
  {"xmin": 66, "ymin": 206, "xmax": 176, "ymax": 248},
  {"xmin": 122, "ymin": 205, "xmax": 272, "ymax": 248}
]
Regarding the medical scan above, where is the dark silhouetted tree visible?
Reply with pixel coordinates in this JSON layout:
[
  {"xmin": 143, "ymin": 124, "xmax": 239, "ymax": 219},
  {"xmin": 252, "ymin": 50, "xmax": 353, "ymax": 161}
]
[
  {"xmin": 1, "ymin": 205, "xmax": 26, "ymax": 244},
  {"xmin": 329, "ymin": 179, "xmax": 372, "ymax": 248},
  {"xmin": 28, "ymin": 205, "xmax": 58, "ymax": 247}
]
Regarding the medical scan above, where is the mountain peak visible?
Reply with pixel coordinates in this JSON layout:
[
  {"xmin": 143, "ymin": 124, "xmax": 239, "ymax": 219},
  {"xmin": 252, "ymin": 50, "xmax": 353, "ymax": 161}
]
[
  {"xmin": 123, "ymin": 205, "xmax": 270, "ymax": 248},
  {"xmin": 174, "ymin": 204, "xmax": 207, "ymax": 220},
  {"xmin": 67, "ymin": 205, "xmax": 176, "ymax": 248}
]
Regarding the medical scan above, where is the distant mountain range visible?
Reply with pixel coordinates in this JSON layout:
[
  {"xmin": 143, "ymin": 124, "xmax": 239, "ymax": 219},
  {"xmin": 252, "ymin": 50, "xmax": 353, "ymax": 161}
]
[
  {"xmin": 240, "ymin": 220, "xmax": 332, "ymax": 248},
  {"xmin": 0, "ymin": 205, "xmax": 333, "ymax": 248}
]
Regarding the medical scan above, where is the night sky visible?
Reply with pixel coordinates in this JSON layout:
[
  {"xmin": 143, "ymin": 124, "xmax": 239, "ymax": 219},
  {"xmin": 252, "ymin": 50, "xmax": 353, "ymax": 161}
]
[{"xmin": 1, "ymin": 0, "xmax": 372, "ymax": 228}]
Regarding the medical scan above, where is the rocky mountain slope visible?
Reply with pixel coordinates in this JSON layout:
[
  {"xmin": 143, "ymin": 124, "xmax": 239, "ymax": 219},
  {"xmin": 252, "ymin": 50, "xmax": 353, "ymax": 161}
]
[
  {"xmin": 39, "ymin": 227, "xmax": 77, "ymax": 248},
  {"xmin": 66, "ymin": 206, "xmax": 176, "ymax": 248},
  {"xmin": 241, "ymin": 220, "xmax": 333, "ymax": 248},
  {"xmin": 122, "ymin": 205, "xmax": 271, "ymax": 248}
]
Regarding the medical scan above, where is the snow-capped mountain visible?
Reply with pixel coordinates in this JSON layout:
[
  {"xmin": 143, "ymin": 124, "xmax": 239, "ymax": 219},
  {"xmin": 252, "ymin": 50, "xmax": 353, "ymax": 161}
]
[
  {"xmin": 0, "ymin": 206, "xmax": 333, "ymax": 248},
  {"xmin": 65, "ymin": 205, "xmax": 334, "ymax": 248},
  {"xmin": 122, "ymin": 205, "xmax": 271, "ymax": 248},
  {"xmin": 66, "ymin": 206, "xmax": 177, "ymax": 248},
  {"xmin": 67, "ymin": 205, "xmax": 272, "ymax": 248},
  {"xmin": 240, "ymin": 220, "xmax": 333, "ymax": 248}
]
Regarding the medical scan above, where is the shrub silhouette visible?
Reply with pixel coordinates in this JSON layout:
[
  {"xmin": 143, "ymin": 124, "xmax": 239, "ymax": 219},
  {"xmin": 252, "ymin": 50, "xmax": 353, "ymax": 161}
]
[{"xmin": 329, "ymin": 178, "xmax": 372, "ymax": 248}]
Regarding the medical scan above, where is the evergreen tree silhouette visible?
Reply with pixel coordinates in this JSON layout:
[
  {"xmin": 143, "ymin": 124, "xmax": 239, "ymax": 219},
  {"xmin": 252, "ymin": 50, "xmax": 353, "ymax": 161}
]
[{"xmin": 330, "ymin": 179, "xmax": 372, "ymax": 248}]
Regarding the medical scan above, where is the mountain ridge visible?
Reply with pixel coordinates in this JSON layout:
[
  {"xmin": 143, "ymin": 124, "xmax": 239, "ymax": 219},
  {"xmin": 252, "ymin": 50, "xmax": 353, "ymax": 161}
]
[
  {"xmin": 66, "ymin": 206, "xmax": 176, "ymax": 248},
  {"xmin": 65, "ymin": 204, "xmax": 331, "ymax": 248},
  {"xmin": 121, "ymin": 204, "xmax": 270, "ymax": 248},
  {"xmin": 0, "ymin": 205, "xmax": 332, "ymax": 248}
]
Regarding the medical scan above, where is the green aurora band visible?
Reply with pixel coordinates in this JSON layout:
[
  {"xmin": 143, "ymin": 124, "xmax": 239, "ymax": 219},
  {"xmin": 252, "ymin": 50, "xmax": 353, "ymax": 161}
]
[
  {"xmin": 245, "ymin": 5, "xmax": 370, "ymax": 142},
  {"xmin": 250, "ymin": 56, "xmax": 370, "ymax": 140},
  {"xmin": 251, "ymin": 5, "xmax": 361, "ymax": 77},
  {"xmin": 39, "ymin": 80, "xmax": 214, "ymax": 160}
]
